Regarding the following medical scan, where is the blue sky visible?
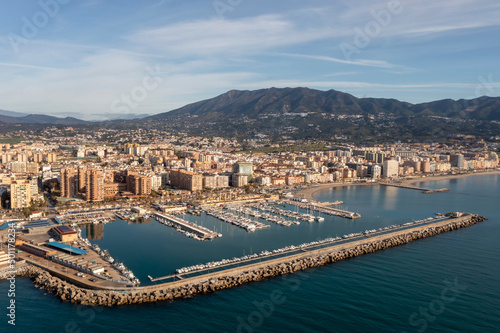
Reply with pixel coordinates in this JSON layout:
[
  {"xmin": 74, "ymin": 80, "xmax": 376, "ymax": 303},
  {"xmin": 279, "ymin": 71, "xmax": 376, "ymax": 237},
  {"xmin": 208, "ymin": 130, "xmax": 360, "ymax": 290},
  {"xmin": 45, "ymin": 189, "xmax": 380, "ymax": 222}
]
[{"xmin": 0, "ymin": 0, "xmax": 499, "ymax": 120}]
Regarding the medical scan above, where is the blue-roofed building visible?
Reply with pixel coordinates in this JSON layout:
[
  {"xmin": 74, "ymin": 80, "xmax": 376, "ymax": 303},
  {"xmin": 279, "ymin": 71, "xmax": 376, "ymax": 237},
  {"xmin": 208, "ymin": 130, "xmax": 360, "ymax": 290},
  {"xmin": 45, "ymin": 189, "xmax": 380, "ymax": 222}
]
[
  {"xmin": 25, "ymin": 220, "xmax": 54, "ymax": 228},
  {"xmin": 0, "ymin": 222, "xmax": 14, "ymax": 230},
  {"xmin": 45, "ymin": 242, "xmax": 88, "ymax": 255}
]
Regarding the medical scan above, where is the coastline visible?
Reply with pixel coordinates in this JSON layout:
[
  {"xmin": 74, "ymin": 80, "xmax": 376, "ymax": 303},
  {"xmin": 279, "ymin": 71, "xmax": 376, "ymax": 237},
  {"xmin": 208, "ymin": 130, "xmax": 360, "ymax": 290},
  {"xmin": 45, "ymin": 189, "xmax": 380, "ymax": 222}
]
[
  {"xmin": 402, "ymin": 169, "xmax": 500, "ymax": 185},
  {"xmin": 294, "ymin": 169, "xmax": 500, "ymax": 201}
]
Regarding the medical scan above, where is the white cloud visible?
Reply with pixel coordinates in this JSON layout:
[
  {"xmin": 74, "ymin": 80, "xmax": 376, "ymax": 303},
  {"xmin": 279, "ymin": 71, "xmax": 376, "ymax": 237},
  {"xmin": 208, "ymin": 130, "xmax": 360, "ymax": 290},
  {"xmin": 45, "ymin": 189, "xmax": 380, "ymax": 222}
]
[
  {"xmin": 127, "ymin": 14, "xmax": 335, "ymax": 57},
  {"xmin": 278, "ymin": 53, "xmax": 402, "ymax": 69},
  {"xmin": 0, "ymin": 62, "xmax": 65, "ymax": 71},
  {"xmin": 338, "ymin": 0, "xmax": 500, "ymax": 38}
]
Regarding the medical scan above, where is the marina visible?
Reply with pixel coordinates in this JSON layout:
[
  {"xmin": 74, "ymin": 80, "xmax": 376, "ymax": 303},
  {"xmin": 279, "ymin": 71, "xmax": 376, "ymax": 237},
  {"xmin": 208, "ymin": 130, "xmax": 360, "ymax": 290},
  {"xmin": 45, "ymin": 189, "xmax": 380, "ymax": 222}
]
[
  {"xmin": 148, "ymin": 214, "xmax": 450, "ymax": 281},
  {"xmin": 18, "ymin": 212, "xmax": 486, "ymax": 308},
  {"xmin": 76, "ymin": 225, "xmax": 141, "ymax": 286},
  {"xmin": 250, "ymin": 202, "xmax": 324, "ymax": 222},
  {"xmin": 226, "ymin": 204, "xmax": 299, "ymax": 227},
  {"xmin": 204, "ymin": 207, "xmax": 270, "ymax": 232}
]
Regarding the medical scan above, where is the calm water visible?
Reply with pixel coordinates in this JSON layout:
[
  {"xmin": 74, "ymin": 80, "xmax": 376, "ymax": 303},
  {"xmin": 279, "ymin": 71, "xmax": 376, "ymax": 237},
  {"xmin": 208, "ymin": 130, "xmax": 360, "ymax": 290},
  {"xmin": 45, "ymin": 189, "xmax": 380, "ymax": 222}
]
[{"xmin": 1, "ymin": 174, "xmax": 499, "ymax": 332}]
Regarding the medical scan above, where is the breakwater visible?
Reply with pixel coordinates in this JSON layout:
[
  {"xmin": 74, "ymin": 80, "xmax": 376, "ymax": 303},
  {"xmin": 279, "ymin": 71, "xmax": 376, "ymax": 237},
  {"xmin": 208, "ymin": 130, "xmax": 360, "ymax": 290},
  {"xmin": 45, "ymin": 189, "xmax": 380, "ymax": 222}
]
[
  {"xmin": 10, "ymin": 214, "xmax": 486, "ymax": 306},
  {"xmin": 380, "ymin": 182, "xmax": 450, "ymax": 194}
]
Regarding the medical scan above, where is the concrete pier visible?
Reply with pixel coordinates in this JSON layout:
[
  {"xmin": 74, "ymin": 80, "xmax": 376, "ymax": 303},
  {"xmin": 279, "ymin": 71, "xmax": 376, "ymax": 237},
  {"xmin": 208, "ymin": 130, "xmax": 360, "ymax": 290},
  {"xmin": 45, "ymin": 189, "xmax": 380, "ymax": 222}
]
[
  {"xmin": 152, "ymin": 213, "xmax": 220, "ymax": 240},
  {"xmin": 380, "ymin": 182, "xmax": 450, "ymax": 194},
  {"xmin": 285, "ymin": 199, "xmax": 361, "ymax": 219}
]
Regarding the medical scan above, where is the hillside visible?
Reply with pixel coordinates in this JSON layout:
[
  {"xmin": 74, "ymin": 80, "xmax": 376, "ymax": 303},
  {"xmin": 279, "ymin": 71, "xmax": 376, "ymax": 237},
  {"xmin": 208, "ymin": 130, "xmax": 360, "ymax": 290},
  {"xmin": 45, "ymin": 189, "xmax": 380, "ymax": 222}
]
[{"xmin": 137, "ymin": 87, "xmax": 500, "ymax": 141}]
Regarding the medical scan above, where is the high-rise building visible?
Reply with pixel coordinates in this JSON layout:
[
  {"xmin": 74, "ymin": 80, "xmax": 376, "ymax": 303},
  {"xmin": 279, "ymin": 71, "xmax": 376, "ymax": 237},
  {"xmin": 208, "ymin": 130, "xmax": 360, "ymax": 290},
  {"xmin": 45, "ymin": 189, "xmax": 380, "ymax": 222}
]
[
  {"xmin": 124, "ymin": 143, "xmax": 148, "ymax": 156},
  {"xmin": 422, "ymin": 161, "xmax": 431, "ymax": 173},
  {"xmin": 383, "ymin": 160, "xmax": 399, "ymax": 178},
  {"xmin": 127, "ymin": 173, "xmax": 152, "ymax": 195},
  {"xmin": 33, "ymin": 153, "xmax": 44, "ymax": 163},
  {"xmin": 2, "ymin": 154, "xmax": 12, "ymax": 164},
  {"xmin": 85, "ymin": 169, "xmax": 104, "ymax": 202},
  {"xmin": 232, "ymin": 173, "xmax": 248, "ymax": 187},
  {"xmin": 367, "ymin": 164, "xmax": 382, "ymax": 179},
  {"xmin": 29, "ymin": 177, "xmax": 39, "ymax": 197},
  {"xmin": 169, "ymin": 169, "xmax": 203, "ymax": 191},
  {"xmin": 450, "ymin": 154, "xmax": 465, "ymax": 169},
  {"xmin": 17, "ymin": 153, "xmax": 28, "ymax": 162},
  {"xmin": 47, "ymin": 153, "xmax": 58, "ymax": 163},
  {"xmin": 151, "ymin": 175, "xmax": 162, "ymax": 191},
  {"xmin": 10, "ymin": 161, "xmax": 27, "ymax": 173},
  {"xmin": 366, "ymin": 152, "xmax": 385, "ymax": 163},
  {"xmin": 10, "ymin": 179, "xmax": 31, "ymax": 209},
  {"xmin": 61, "ymin": 168, "xmax": 78, "ymax": 198},
  {"xmin": 233, "ymin": 162, "xmax": 253, "ymax": 182},
  {"xmin": 27, "ymin": 162, "xmax": 39, "ymax": 174},
  {"xmin": 77, "ymin": 166, "xmax": 87, "ymax": 193}
]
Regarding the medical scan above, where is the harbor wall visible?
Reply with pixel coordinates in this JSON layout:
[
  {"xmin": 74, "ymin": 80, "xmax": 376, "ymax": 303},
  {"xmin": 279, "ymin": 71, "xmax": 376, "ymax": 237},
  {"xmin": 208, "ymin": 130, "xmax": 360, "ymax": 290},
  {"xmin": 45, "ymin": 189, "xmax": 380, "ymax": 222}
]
[{"xmin": 13, "ymin": 214, "xmax": 486, "ymax": 306}]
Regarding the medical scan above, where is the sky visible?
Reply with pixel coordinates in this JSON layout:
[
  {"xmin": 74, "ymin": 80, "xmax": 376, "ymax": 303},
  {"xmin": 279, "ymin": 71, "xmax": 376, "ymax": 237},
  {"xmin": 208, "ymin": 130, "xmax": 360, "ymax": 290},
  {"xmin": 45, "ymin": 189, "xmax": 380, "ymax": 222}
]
[{"xmin": 0, "ymin": 0, "xmax": 499, "ymax": 120}]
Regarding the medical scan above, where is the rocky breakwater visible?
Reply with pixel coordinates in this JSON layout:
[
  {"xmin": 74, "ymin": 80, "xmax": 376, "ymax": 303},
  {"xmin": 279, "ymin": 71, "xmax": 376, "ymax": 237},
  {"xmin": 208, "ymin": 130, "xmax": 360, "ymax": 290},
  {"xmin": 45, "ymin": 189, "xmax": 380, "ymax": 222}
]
[{"xmin": 16, "ymin": 214, "xmax": 486, "ymax": 306}]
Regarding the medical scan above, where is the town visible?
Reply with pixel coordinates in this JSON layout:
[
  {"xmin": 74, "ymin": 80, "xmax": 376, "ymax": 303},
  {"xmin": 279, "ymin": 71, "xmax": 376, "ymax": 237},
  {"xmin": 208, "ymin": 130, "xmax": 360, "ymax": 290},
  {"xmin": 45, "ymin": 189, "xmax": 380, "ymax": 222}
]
[
  {"xmin": 0, "ymin": 127, "xmax": 497, "ymax": 217},
  {"xmin": 0, "ymin": 127, "xmax": 498, "ymax": 289}
]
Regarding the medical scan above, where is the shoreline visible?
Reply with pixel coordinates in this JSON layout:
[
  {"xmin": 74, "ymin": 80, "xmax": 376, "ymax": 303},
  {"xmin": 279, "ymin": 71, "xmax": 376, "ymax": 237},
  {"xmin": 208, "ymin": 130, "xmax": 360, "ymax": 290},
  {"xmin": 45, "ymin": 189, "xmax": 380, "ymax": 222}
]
[
  {"xmin": 295, "ymin": 169, "xmax": 500, "ymax": 201},
  {"xmin": 402, "ymin": 169, "xmax": 500, "ymax": 185}
]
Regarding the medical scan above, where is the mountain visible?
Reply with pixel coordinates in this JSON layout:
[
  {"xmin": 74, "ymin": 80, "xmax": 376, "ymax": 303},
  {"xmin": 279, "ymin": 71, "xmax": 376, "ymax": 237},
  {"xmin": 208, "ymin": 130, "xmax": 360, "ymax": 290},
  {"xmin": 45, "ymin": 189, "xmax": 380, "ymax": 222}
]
[
  {"xmin": 138, "ymin": 87, "xmax": 500, "ymax": 142},
  {"xmin": 1, "ymin": 88, "xmax": 498, "ymax": 142},
  {"xmin": 0, "ymin": 113, "xmax": 87, "ymax": 125},
  {"xmin": 0, "ymin": 109, "xmax": 29, "ymax": 117},
  {"xmin": 51, "ymin": 112, "xmax": 150, "ymax": 121},
  {"xmin": 104, "ymin": 113, "xmax": 151, "ymax": 121}
]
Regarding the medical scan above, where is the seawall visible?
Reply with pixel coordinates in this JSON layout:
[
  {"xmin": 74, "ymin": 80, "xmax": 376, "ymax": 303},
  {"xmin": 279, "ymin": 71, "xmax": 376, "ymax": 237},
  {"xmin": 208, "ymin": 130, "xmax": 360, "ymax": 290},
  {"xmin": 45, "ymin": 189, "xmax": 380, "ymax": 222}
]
[{"xmin": 15, "ymin": 214, "xmax": 487, "ymax": 306}]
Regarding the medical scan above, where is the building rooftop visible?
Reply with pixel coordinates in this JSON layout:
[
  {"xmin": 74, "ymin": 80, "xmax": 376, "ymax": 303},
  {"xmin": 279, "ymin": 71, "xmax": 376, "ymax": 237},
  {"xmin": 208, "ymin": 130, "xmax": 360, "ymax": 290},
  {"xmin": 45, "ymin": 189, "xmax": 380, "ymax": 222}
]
[
  {"xmin": 53, "ymin": 225, "xmax": 77, "ymax": 235},
  {"xmin": 45, "ymin": 242, "xmax": 88, "ymax": 255}
]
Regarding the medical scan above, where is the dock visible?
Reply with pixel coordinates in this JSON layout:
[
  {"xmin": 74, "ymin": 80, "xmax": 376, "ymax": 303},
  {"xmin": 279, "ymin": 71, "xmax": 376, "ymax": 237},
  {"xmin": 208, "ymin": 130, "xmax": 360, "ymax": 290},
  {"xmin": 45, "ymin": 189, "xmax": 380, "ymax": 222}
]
[
  {"xmin": 380, "ymin": 182, "xmax": 450, "ymax": 194},
  {"xmin": 284, "ymin": 200, "xmax": 361, "ymax": 219},
  {"xmin": 152, "ymin": 213, "xmax": 220, "ymax": 240}
]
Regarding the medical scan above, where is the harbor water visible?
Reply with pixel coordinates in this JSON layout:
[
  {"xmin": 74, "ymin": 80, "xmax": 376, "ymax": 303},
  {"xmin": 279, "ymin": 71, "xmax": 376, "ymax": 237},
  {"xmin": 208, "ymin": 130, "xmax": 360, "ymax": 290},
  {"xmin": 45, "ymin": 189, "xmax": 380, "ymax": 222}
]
[{"xmin": 1, "ymin": 174, "xmax": 499, "ymax": 332}]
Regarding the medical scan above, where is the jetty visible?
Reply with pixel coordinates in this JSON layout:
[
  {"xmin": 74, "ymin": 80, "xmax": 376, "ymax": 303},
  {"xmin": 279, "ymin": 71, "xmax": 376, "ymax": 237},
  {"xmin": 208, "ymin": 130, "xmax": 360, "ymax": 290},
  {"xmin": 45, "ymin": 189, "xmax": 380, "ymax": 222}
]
[
  {"xmin": 12, "ymin": 213, "xmax": 486, "ymax": 306},
  {"xmin": 380, "ymin": 182, "xmax": 450, "ymax": 194},
  {"xmin": 284, "ymin": 199, "xmax": 361, "ymax": 219},
  {"xmin": 152, "ymin": 213, "xmax": 221, "ymax": 240}
]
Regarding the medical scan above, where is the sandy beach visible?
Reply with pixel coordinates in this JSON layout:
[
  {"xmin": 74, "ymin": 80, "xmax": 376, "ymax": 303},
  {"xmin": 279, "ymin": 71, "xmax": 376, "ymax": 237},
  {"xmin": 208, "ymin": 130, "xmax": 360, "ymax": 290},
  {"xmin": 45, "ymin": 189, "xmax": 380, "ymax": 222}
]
[
  {"xmin": 295, "ymin": 169, "xmax": 500, "ymax": 200},
  {"xmin": 402, "ymin": 169, "xmax": 500, "ymax": 185}
]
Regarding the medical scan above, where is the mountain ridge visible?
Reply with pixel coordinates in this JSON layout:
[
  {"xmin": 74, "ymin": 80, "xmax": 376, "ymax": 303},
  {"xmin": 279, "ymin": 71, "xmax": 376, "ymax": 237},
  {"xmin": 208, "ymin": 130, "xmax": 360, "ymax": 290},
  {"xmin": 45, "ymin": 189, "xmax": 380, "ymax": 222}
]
[
  {"xmin": 136, "ymin": 87, "xmax": 500, "ymax": 141},
  {"xmin": 1, "ymin": 87, "xmax": 498, "ymax": 142}
]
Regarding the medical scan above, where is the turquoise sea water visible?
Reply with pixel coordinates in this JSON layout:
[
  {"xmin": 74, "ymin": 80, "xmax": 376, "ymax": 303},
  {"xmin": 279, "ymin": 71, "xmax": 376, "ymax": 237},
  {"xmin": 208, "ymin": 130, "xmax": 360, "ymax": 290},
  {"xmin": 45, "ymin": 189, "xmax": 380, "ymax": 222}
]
[{"xmin": 1, "ymin": 174, "xmax": 499, "ymax": 332}]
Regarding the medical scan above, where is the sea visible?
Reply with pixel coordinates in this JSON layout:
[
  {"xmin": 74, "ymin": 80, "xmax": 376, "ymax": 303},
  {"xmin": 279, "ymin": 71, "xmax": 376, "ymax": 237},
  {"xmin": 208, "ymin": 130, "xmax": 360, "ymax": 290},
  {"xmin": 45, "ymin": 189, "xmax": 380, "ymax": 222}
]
[{"xmin": 1, "ymin": 174, "xmax": 499, "ymax": 333}]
